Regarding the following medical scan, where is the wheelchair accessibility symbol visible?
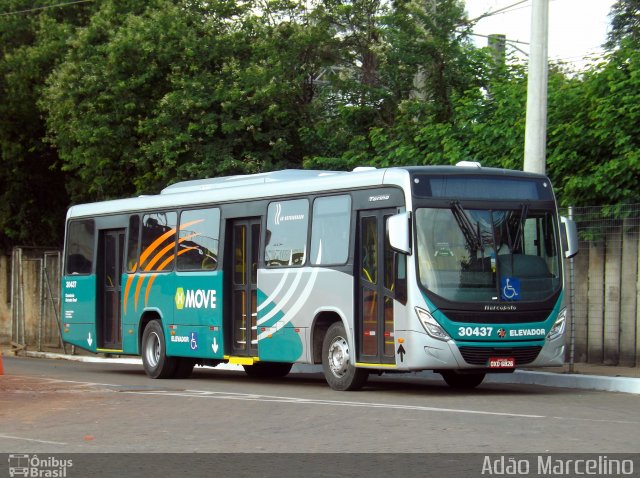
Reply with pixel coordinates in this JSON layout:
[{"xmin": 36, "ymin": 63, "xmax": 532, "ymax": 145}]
[
  {"xmin": 501, "ymin": 277, "xmax": 521, "ymax": 301},
  {"xmin": 190, "ymin": 332, "xmax": 198, "ymax": 351}
]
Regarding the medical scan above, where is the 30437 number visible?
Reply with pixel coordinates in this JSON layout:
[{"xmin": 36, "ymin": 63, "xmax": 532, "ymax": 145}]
[{"xmin": 458, "ymin": 326, "xmax": 493, "ymax": 337}]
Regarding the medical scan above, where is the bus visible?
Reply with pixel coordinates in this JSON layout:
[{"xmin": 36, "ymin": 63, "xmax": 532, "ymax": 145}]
[{"xmin": 61, "ymin": 164, "xmax": 578, "ymax": 390}]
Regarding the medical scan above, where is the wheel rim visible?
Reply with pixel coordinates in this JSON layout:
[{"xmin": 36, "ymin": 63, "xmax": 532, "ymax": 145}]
[
  {"xmin": 327, "ymin": 335, "xmax": 350, "ymax": 378},
  {"xmin": 145, "ymin": 331, "xmax": 161, "ymax": 368}
]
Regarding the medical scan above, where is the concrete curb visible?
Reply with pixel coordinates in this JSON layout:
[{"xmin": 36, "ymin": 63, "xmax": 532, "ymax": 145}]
[
  {"xmin": 15, "ymin": 350, "xmax": 640, "ymax": 394},
  {"xmin": 486, "ymin": 369, "xmax": 640, "ymax": 395}
]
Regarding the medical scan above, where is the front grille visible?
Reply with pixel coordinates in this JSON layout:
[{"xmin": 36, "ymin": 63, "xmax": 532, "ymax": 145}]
[
  {"xmin": 459, "ymin": 346, "xmax": 542, "ymax": 366},
  {"xmin": 442, "ymin": 309, "xmax": 551, "ymax": 324}
]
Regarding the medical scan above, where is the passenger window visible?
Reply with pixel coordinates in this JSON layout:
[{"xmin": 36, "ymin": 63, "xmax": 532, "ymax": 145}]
[
  {"xmin": 311, "ymin": 195, "xmax": 351, "ymax": 265},
  {"xmin": 265, "ymin": 199, "xmax": 309, "ymax": 267},
  {"xmin": 126, "ymin": 215, "xmax": 140, "ymax": 272},
  {"xmin": 177, "ymin": 208, "xmax": 220, "ymax": 271},
  {"xmin": 361, "ymin": 216, "xmax": 378, "ymax": 283},
  {"xmin": 65, "ymin": 220, "xmax": 95, "ymax": 275},
  {"xmin": 140, "ymin": 212, "xmax": 178, "ymax": 272}
]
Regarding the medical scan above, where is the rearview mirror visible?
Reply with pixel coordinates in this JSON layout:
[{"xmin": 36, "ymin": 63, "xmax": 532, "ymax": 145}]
[
  {"xmin": 387, "ymin": 212, "xmax": 411, "ymax": 255},
  {"xmin": 560, "ymin": 216, "xmax": 578, "ymax": 259}
]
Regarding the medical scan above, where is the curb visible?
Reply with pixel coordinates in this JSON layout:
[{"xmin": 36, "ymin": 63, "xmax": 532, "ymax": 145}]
[
  {"xmin": 14, "ymin": 351, "xmax": 640, "ymax": 395},
  {"xmin": 487, "ymin": 369, "xmax": 640, "ymax": 395}
]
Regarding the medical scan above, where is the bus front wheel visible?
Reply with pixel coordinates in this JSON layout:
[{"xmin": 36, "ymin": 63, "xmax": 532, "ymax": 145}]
[
  {"xmin": 141, "ymin": 320, "xmax": 177, "ymax": 379},
  {"xmin": 322, "ymin": 322, "xmax": 368, "ymax": 391},
  {"xmin": 440, "ymin": 371, "xmax": 485, "ymax": 389}
]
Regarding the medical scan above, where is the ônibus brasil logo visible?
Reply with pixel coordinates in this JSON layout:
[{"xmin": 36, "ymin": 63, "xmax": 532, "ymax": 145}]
[
  {"xmin": 8, "ymin": 454, "xmax": 73, "ymax": 478},
  {"xmin": 175, "ymin": 287, "xmax": 217, "ymax": 310}
]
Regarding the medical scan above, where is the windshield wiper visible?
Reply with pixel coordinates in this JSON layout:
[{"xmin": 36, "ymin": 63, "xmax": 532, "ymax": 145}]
[
  {"xmin": 513, "ymin": 203, "xmax": 529, "ymax": 251},
  {"xmin": 450, "ymin": 201, "xmax": 483, "ymax": 254},
  {"xmin": 499, "ymin": 204, "xmax": 529, "ymax": 296},
  {"xmin": 505, "ymin": 203, "xmax": 529, "ymax": 253}
]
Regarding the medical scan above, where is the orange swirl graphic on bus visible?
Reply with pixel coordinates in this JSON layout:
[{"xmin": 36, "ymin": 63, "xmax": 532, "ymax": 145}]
[{"xmin": 123, "ymin": 219, "xmax": 204, "ymax": 313}]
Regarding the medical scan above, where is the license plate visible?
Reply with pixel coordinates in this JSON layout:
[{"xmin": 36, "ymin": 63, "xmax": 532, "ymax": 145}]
[{"xmin": 489, "ymin": 357, "xmax": 515, "ymax": 368}]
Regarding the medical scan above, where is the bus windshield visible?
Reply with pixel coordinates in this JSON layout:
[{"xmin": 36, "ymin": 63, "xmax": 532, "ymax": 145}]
[{"xmin": 415, "ymin": 205, "xmax": 561, "ymax": 303}]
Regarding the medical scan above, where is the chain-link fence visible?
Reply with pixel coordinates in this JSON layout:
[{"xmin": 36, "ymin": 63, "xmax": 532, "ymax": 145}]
[{"xmin": 561, "ymin": 204, "xmax": 640, "ymax": 366}]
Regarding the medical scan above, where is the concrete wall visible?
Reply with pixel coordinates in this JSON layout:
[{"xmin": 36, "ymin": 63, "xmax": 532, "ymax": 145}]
[
  {"xmin": 2, "ymin": 250, "xmax": 50, "ymax": 349},
  {"xmin": 586, "ymin": 242, "xmax": 605, "ymax": 363},
  {"xmin": 21, "ymin": 257, "xmax": 42, "ymax": 346},
  {"xmin": 0, "ymin": 256, "xmax": 10, "ymax": 344},
  {"xmin": 620, "ymin": 219, "xmax": 639, "ymax": 366},
  {"xmin": 571, "ymin": 247, "xmax": 589, "ymax": 363},
  {"xmin": 570, "ymin": 223, "xmax": 639, "ymax": 367}
]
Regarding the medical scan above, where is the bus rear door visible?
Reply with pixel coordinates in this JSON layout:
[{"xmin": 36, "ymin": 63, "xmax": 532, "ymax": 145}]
[
  {"xmin": 97, "ymin": 228, "xmax": 125, "ymax": 351},
  {"xmin": 226, "ymin": 218, "xmax": 261, "ymax": 358}
]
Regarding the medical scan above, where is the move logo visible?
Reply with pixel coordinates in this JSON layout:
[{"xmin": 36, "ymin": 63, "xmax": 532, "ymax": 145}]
[
  {"xmin": 175, "ymin": 288, "xmax": 186, "ymax": 310},
  {"xmin": 175, "ymin": 287, "xmax": 217, "ymax": 310}
]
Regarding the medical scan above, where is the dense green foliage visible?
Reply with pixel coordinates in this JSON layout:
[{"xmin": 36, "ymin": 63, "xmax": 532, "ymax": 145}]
[{"xmin": 0, "ymin": 0, "xmax": 638, "ymax": 249}]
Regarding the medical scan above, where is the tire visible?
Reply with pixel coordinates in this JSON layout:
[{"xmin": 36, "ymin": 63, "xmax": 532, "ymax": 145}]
[
  {"xmin": 173, "ymin": 358, "xmax": 195, "ymax": 379},
  {"xmin": 141, "ymin": 320, "xmax": 177, "ymax": 379},
  {"xmin": 440, "ymin": 371, "xmax": 486, "ymax": 389},
  {"xmin": 243, "ymin": 362, "xmax": 293, "ymax": 378},
  {"xmin": 321, "ymin": 322, "xmax": 368, "ymax": 391}
]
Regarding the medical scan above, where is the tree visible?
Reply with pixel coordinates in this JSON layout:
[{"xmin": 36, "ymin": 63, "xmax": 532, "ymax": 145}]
[
  {"xmin": 42, "ymin": 0, "xmax": 185, "ymax": 200},
  {"xmin": 43, "ymin": 0, "xmax": 338, "ymax": 196},
  {"xmin": 0, "ymin": 0, "xmax": 94, "ymax": 250},
  {"xmin": 552, "ymin": 41, "xmax": 640, "ymax": 205},
  {"xmin": 304, "ymin": 0, "xmax": 484, "ymax": 170},
  {"xmin": 136, "ymin": 1, "xmax": 338, "ymax": 190},
  {"xmin": 606, "ymin": 0, "xmax": 640, "ymax": 50},
  {"xmin": 385, "ymin": 0, "xmax": 476, "ymax": 123}
]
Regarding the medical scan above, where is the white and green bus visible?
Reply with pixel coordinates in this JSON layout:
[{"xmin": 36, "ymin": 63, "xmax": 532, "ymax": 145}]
[{"xmin": 61, "ymin": 164, "xmax": 578, "ymax": 390}]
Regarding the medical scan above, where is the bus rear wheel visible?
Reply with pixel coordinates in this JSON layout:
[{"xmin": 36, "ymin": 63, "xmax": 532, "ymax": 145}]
[
  {"xmin": 243, "ymin": 362, "xmax": 293, "ymax": 378},
  {"xmin": 322, "ymin": 322, "xmax": 368, "ymax": 391},
  {"xmin": 141, "ymin": 320, "xmax": 177, "ymax": 379},
  {"xmin": 440, "ymin": 371, "xmax": 485, "ymax": 389}
]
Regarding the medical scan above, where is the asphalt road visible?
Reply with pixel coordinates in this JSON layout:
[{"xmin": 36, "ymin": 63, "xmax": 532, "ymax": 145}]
[{"xmin": 2, "ymin": 355, "xmax": 639, "ymax": 458}]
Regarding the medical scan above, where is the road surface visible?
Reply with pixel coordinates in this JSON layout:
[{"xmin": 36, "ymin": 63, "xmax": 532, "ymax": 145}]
[{"xmin": 2, "ymin": 355, "xmax": 639, "ymax": 455}]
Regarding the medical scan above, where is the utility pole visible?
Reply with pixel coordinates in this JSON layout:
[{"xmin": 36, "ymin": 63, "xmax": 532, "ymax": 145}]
[
  {"xmin": 523, "ymin": 0, "xmax": 549, "ymax": 174},
  {"xmin": 488, "ymin": 34, "xmax": 506, "ymax": 65}
]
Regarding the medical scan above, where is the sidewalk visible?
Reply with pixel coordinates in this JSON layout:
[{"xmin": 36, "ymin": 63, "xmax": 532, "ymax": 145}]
[
  {"xmin": 533, "ymin": 362, "xmax": 640, "ymax": 378},
  {"xmin": 3, "ymin": 345, "xmax": 640, "ymax": 395},
  {"xmin": 486, "ymin": 363, "xmax": 640, "ymax": 394}
]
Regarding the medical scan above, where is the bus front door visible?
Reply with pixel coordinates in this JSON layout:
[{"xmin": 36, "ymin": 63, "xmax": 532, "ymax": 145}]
[
  {"xmin": 227, "ymin": 218, "xmax": 260, "ymax": 357},
  {"xmin": 358, "ymin": 210, "xmax": 396, "ymax": 365},
  {"xmin": 98, "ymin": 229, "xmax": 125, "ymax": 351}
]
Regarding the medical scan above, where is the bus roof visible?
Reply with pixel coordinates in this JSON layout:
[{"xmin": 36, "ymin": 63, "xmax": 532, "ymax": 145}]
[{"xmin": 66, "ymin": 165, "xmax": 549, "ymax": 219}]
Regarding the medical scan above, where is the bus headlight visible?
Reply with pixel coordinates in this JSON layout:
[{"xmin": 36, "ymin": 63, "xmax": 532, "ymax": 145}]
[
  {"xmin": 415, "ymin": 307, "xmax": 451, "ymax": 341},
  {"xmin": 546, "ymin": 308, "xmax": 567, "ymax": 341}
]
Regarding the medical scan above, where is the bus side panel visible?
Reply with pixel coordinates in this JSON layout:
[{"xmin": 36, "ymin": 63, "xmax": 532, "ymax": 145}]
[
  {"xmin": 61, "ymin": 274, "xmax": 98, "ymax": 352},
  {"xmin": 256, "ymin": 288, "xmax": 304, "ymax": 362},
  {"xmin": 257, "ymin": 268, "xmax": 354, "ymax": 363},
  {"xmin": 166, "ymin": 271, "xmax": 224, "ymax": 359},
  {"xmin": 120, "ymin": 271, "xmax": 225, "ymax": 359},
  {"xmin": 121, "ymin": 272, "xmax": 175, "ymax": 355}
]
